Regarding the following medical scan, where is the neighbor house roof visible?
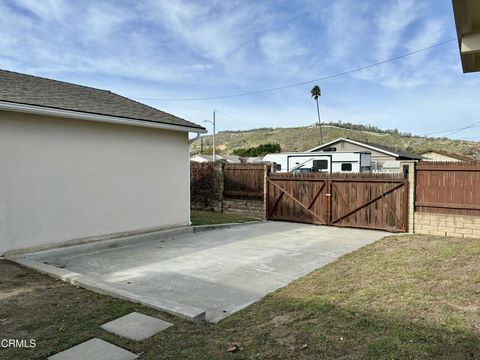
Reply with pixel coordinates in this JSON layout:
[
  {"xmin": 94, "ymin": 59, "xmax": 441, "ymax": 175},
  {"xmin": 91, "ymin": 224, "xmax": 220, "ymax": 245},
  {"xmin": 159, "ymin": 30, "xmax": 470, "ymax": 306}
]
[
  {"xmin": 419, "ymin": 149, "xmax": 472, "ymax": 161},
  {"xmin": 308, "ymin": 137, "xmax": 424, "ymax": 160},
  {"xmin": 0, "ymin": 69, "xmax": 206, "ymax": 133}
]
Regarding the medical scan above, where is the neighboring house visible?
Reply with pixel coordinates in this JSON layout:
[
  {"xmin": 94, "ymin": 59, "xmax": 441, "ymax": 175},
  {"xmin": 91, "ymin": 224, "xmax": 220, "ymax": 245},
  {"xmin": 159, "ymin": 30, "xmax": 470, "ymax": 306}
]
[
  {"xmin": 190, "ymin": 154, "xmax": 262, "ymax": 163},
  {"xmin": 0, "ymin": 69, "xmax": 206, "ymax": 255},
  {"xmin": 452, "ymin": 0, "xmax": 480, "ymax": 73},
  {"xmin": 308, "ymin": 137, "xmax": 424, "ymax": 171},
  {"xmin": 420, "ymin": 150, "xmax": 471, "ymax": 162}
]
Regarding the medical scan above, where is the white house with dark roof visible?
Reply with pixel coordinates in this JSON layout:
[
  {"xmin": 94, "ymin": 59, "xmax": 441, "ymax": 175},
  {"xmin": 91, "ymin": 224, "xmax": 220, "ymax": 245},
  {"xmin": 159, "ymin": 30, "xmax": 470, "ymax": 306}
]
[
  {"xmin": 0, "ymin": 69, "xmax": 206, "ymax": 255},
  {"xmin": 308, "ymin": 137, "xmax": 424, "ymax": 171}
]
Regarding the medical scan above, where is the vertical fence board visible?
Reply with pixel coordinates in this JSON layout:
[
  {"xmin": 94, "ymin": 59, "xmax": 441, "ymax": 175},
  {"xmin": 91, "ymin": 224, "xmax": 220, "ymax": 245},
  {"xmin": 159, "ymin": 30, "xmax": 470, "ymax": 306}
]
[
  {"xmin": 415, "ymin": 161, "xmax": 480, "ymax": 216},
  {"xmin": 223, "ymin": 164, "xmax": 266, "ymax": 198}
]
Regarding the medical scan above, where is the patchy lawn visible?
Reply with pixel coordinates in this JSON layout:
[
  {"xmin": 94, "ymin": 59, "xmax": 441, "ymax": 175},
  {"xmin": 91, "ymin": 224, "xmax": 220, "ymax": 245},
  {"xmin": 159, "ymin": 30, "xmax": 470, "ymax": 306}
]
[
  {"xmin": 190, "ymin": 210, "xmax": 258, "ymax": 226},
  {"xmin": 1, "ymin": 234, "xmax": 479, "ymax": 359}
]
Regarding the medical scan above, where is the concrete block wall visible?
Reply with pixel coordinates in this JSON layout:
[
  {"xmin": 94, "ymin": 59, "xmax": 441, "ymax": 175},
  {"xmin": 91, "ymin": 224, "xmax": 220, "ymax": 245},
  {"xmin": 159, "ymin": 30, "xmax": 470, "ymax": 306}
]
[
  {"xmin": 414, "ymin": 212, "xmax": 480, "ymax": 238},
  {"xmin": 191, "ymin": 200, "xmax": 223, "ymax": 213},
  {"xmin": 223, "ymin": 198, "xmax": 265, "ymax": 219}
]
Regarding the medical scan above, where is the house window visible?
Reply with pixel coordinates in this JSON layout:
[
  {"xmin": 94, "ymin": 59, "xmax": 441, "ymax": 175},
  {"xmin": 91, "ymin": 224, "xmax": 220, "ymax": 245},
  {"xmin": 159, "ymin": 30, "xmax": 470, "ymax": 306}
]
[
  {"xmin": 275, "ymin": 164, "xmax": 281, "ymax": 171},
  {"xmin": 341, "ymin": 163, "xmax": 352, "ymax": 172},
  {"xmin": 313, "ymin": 160, "xmax": 328, "ymax": 171}
]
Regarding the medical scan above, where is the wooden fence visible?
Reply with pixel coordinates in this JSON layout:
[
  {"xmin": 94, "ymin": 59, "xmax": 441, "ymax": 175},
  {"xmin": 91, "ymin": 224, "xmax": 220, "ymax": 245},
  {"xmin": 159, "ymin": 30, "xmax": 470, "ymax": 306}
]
[
  {"xmin": 415, "ymin": 161, "xmax": 480, "ymax": 216},
  {"xmin": 267, "ymin": 172, "xmax": 408, "ymax": 232},
  {"xmin": 224, "ymin": 164, "xmax": 266, "ymax": 198}
]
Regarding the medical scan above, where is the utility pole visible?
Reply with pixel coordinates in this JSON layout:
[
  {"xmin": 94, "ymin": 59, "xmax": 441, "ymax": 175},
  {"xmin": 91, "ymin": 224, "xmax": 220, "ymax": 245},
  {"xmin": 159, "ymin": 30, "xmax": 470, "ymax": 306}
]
[
  {"xmin": 212, "ymin": 110, "xmax": 216, "ymax": 161},
  {"xmin": 203, "ymin": 110, "xmax": 216, "ymax": 161}
]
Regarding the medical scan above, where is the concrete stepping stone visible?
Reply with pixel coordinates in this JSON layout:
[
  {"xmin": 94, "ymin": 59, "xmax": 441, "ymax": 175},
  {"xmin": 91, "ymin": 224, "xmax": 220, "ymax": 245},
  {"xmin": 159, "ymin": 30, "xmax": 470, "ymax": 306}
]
[
  {"xmin": 48, "ymin": 338, "xmax": 137, "ymax": 360},
  {"xmin": 101, "ymin": 312, "xmax": 173, "ymax": 341}
]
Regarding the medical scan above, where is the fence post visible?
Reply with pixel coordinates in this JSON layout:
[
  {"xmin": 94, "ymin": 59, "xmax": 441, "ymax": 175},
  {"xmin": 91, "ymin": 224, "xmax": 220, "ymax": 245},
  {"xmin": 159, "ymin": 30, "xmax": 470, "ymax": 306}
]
[
  {"xmin": 327, "ymin": 180, "xmax": 332, "ymax": 225},
  {"xmin": 263, "ymin": 164, "xmax": 270, "ymax": 220},
  {"xmin": 399, "ymin": 160, "xmax": 416, "ymax": 233}
]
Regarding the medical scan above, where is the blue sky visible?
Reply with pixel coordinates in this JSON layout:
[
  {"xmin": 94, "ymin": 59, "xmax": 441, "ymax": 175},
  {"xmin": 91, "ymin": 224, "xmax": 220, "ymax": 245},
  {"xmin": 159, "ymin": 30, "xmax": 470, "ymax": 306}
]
[{"xmin": 1, "ymin": 0, "xmax": 479, "ymax": 140}]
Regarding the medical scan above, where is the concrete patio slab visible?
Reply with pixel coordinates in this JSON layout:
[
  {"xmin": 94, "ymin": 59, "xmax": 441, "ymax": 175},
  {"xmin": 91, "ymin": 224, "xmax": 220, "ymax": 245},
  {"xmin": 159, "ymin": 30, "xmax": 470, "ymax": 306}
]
[
  {"xmin": 101, "ymin": 312, "xmax": 173, "ymax": 340},
  {"xmin": 48, "ymin": 338, "xmax": 138, "ymax": 360},
  {"xmin": 12, "ymin": 257, "xmax": 206, "ymax": 322},
  {"xmin": 13, "ymin": 222, "xmax": 387, "ymax": 322}
]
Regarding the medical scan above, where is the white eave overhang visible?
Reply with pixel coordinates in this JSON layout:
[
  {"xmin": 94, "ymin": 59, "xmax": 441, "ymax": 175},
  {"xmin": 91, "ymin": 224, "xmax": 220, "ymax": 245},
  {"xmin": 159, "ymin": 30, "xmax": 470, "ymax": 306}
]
[
  {"xmin": 0, "ymin": 100, "xmax": 207, "ymax": 133},
  {"xmin": 453, "ymin": 0, "xmax": 480, "ymax": 73}
]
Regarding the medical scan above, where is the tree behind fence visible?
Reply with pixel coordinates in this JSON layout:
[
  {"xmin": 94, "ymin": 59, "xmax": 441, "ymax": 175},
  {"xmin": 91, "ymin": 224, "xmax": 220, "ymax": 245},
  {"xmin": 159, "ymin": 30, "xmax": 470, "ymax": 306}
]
[{"xmin": 190, "ymin": 162, "xmax": 223, "ymax": 210}]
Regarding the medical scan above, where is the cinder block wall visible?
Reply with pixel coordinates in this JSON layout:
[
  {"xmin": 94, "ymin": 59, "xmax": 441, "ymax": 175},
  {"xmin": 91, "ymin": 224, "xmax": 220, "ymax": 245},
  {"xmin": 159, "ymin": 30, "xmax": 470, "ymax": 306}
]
[
  {"xmin": 414, "ymin": 212, "xmax": 480, "ymax": 238},
  {"xmin": 223, "ymin": 199, "xmax": 265, "ymax": 219}
]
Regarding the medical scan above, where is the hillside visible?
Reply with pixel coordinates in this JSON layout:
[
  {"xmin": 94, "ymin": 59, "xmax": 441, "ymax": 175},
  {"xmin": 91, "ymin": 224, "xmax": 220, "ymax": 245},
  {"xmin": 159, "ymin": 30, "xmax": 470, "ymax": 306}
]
[{"xmin": 190, "ymin": 124, "xmax": 479, "ymax": 157}]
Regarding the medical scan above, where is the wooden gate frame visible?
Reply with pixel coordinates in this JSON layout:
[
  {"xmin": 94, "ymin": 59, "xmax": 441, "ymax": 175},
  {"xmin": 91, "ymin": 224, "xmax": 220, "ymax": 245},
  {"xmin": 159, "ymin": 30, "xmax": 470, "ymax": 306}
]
[
  {"xmin": 266, "ymin": 177, "xmax": 408, "ymax": 232},
  {"xmin": 267, "ymin": 179, "xmax": 327, "ymax": 224}
]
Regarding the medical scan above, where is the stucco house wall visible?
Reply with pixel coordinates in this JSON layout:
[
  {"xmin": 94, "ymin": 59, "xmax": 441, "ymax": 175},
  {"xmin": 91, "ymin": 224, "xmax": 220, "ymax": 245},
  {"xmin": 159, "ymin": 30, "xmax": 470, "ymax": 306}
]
[{"xmin": 0, "ymin": 110, "xmax": 190, "ymax": 254}]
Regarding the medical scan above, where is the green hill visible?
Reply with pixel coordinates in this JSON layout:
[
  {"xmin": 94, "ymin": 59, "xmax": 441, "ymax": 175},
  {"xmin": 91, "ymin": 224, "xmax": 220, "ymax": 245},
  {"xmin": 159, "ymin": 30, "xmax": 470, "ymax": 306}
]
[{"xmin": 190, "ymin": 123, "xmax": 479, "ymax": 157}]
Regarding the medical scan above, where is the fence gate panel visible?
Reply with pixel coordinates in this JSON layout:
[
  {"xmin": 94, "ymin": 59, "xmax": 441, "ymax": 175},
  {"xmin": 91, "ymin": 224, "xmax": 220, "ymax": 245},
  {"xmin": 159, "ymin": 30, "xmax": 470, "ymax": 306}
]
[
  {"xmin": 266, "ymin": 173, "xmax": 408, "ymax": 233},
  {"xmin": 329, "ymin": 178, "xmax": 407, "ymax": 232},
  {"xmin": 267, "ymin": 175, "xmax": 328, "ymax": 225}
]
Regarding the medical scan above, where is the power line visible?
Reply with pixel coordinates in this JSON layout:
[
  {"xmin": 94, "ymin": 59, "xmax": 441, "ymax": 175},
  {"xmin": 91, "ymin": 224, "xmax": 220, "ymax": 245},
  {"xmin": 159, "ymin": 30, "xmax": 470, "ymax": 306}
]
[
  {"xmin": 135, "ymin": 39, "xmax": 456, "ymax": 102},
  {"xmin": 214, "ymin": 109, "xmax": 258, "ymax": 128},
  {"xmin": 422, "ymin": 121, "xmax": 480, "ymax": 137}
]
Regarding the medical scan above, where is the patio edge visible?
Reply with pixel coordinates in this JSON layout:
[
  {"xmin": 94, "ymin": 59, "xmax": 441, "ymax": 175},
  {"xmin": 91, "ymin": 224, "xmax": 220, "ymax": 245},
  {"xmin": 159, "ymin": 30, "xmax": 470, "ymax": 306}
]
[{"xmin": 7, "ymin": 257, "xmax": 207, "ymax": 323}]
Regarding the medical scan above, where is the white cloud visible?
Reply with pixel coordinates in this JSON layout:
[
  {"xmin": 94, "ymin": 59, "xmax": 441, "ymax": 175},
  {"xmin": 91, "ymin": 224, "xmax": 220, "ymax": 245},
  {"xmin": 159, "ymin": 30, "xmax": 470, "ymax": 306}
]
[
  {"xmin": 374, "ymin": 0, "xmax": 421, "ymax": 59},
  {"xmin": 11, "ymin": 0, "xmax": 66, "ymax": 21},
  {"xmin": 146, "ymin": 0, "xmax": 262, "ymax": 67},
  {"xmin": 259, "ymin": 30, "xmax": 307, "ymax": 64},
  {"xmin": 324, "ymin": 0, "xmax": 369, "ymax": 60}
]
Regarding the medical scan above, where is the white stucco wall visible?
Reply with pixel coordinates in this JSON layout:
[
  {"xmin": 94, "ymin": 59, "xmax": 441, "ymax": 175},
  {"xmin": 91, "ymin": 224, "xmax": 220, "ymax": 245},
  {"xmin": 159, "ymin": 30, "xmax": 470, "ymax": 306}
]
[{"xmin": 0, "ymin": 110, "xmax": 190, "ymax": 254}]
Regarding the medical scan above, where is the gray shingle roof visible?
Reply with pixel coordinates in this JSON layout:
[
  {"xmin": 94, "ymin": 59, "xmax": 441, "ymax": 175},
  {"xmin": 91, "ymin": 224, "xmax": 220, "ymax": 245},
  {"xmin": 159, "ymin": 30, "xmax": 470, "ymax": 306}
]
[
  {"xmin": 359, "ymin": 140, "xmax": 425, "ymax": 160},
  {"xmin": 0, "ymin": 69, "xmax": 205, "ymax": 131}
]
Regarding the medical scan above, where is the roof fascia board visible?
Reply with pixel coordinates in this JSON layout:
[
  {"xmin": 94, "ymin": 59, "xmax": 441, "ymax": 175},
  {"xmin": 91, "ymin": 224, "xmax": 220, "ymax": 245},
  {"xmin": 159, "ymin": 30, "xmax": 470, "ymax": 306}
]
[
  {"xmin": 0, "ymin": 101, "xmax": 207, "ymax": 133},
  {"xmin": 461, "ymin": 33, "xmax": 480, "ymax": 54},
  {"xmin": 308, "ymin": 137, "xmax": 399, "ymax": 157},
  {"xmin": 307, "ymin": 137, "xmax": 345, "ymax": 151}
]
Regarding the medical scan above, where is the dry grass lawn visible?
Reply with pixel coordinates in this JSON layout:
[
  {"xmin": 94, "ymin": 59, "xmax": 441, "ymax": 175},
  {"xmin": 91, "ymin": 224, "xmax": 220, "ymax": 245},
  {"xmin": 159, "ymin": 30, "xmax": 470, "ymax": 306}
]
[{"xmin": 1, "ymin": 234, "xmax": 479, "ymax": 359}]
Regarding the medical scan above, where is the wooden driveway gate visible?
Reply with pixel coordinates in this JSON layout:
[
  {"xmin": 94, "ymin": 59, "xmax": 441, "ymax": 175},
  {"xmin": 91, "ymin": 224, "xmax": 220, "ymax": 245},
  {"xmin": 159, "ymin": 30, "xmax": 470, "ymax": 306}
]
[{"xmin": 266, "ymin": 173, "xmax": 408, "ymax": 232}]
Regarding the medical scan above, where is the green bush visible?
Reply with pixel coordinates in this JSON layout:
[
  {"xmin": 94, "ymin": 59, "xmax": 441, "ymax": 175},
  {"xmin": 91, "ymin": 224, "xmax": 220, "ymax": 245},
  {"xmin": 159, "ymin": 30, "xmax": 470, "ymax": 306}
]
[{"xmin": 232, "ymin": 143, "xmax": 281, "ymax": 157}]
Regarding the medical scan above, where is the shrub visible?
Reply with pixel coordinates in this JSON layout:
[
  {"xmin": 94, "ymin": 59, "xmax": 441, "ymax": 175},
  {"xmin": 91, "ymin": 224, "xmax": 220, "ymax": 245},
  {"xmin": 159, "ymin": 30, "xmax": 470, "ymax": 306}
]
[{"xmin": 232, "ymin": 143, "xmax": 281, "ymax": 157}]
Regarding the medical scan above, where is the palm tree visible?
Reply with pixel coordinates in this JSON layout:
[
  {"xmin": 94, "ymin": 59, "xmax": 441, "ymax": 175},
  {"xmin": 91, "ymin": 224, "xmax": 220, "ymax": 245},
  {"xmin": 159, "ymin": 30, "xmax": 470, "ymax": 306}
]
[{"xmin": 310, "ymin": 85, "xmax": 323, "ymax": 144}]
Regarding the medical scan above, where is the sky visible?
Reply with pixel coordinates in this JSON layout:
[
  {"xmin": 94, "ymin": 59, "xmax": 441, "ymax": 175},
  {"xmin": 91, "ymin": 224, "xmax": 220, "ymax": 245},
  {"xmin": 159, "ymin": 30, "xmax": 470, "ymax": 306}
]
[{"xmin": 1, "ymin": 0, "xmax": 479, "ymax": 140}]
